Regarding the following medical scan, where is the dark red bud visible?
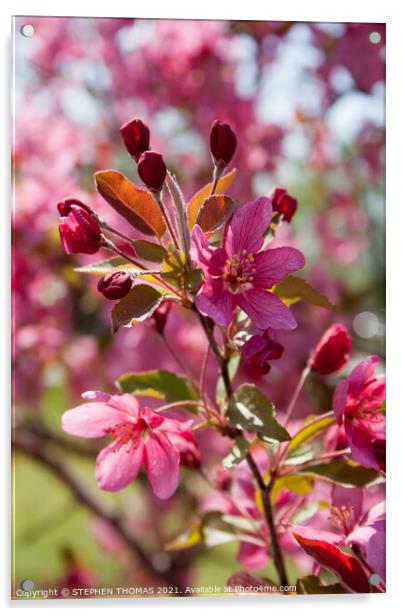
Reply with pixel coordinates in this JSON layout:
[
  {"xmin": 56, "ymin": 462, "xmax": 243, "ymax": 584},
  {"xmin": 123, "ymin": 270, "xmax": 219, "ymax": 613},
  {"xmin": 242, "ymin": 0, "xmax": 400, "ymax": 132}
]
[
  {"xmin": 310, "ymin": 323, "xmax": 352, "ymax": 375},
  {"xmin": 268, "ymin": 187, "xmax": 298, "ymax": 223},
  {"xmin": 210, "ymin": 120, "xmax": 237, "ymax": 166},
  {"xmin": 151, "ymin": 300, "xmax": 172, "ymax": 335},
  {"xmin": 57, "ymin": 197, "xmax": 92, "ymax": 217},
  {"xmin": 97, "ymin": 271, "xmax": 133, "ymax": 300},
  {"xmin": 242, "ymin": 331, "xmax": 284, "ymax": 379},
  {"xmin": 137, "ymin": 151, "xmax": 166, "ymax": 191},
  {"xmin": 58, "ymin": 205, "xmax": 102, "ymax": 255},
  {"xmin": 120, "ymin": 118, "xmax": 150, "ymax": 161}
]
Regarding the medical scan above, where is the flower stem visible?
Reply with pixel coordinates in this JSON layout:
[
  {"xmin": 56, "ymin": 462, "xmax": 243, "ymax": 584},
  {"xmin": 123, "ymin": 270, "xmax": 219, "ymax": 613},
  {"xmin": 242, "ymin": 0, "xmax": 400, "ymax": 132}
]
[
  {"xmin": 246, "ymin": 452, "xmax": 289, "ymax": 588},
  {"xmin": 154, "ymin": 191, "xmax": 180, "ymax": 251},
  {"xmin": 165, "ymin": 171, "xmax": 191, "ymax": 267},
  {"xmin": 283, "ymin": 364, "xmax": 311, "ymax": 428}
]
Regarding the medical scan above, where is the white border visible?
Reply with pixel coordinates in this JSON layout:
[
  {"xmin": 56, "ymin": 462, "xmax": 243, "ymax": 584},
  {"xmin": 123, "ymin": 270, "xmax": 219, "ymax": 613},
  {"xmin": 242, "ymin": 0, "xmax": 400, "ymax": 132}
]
[{"xmin": 2, "ymin": 0, "xmax": 401, "ymax": 613}]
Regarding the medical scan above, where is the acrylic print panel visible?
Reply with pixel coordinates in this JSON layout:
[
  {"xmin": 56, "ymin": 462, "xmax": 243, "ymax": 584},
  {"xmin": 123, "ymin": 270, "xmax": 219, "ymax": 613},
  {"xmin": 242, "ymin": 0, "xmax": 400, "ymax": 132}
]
[{"xmin": 12, "ymin": 16, "xmax": 385, "ymax": 600}]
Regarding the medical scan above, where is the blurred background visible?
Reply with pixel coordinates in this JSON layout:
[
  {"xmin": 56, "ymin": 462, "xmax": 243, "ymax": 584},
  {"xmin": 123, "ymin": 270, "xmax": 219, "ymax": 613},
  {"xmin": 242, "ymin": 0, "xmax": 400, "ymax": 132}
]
[{"xmin": 12, "ymin": 17, "xmax": 385, "ymax": 596}]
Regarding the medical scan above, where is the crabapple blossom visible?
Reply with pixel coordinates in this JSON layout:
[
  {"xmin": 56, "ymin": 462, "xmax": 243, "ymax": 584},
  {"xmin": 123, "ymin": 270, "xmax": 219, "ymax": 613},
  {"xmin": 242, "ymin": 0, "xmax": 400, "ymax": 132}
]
[
  {"xmin": 58, "ymin": 204, "xmax": 102, "ymax": 255},
  {"xmin": 191, "ymin": 197, "xmax": 305, "ymax": 329},
  {"xmin": 310, "ymin": 323, "xmax": 352, "ymax": 375}
]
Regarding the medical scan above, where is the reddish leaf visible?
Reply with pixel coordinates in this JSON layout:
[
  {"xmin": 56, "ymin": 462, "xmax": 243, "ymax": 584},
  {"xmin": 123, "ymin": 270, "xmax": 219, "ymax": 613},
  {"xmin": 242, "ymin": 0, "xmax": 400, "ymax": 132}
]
[
  {"xmin": 293, "ymin": 533, "xmax": 370, "ymax": 593},
  {"xmin": 95, "ymin": 170, "xmax": 165, "ymax": 237},
  {"xmin": 187, "ymin": 168, "xmax": 237, "ymax": 229},
  {"xmin": 195, "ymin": 195, "xmax": 238, "ymax": 233},
  {"xmin": 111, "ymin": 284, "xmax": 163, "ymax": 332}
]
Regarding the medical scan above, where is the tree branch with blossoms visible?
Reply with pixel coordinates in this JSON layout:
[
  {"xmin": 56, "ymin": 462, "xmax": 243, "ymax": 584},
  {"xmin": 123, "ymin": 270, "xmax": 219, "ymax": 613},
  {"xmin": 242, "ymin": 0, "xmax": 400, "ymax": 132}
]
[{"xmin": 54, "ymin": 117, "xmax": 386, "ymax": 595}]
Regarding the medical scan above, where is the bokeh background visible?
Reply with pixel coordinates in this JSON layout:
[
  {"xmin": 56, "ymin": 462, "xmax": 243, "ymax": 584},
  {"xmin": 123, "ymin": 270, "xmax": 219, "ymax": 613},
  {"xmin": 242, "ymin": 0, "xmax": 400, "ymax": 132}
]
[{"xmin": 12, "ymin": 17, "xmax": 385, "ymax": 596}]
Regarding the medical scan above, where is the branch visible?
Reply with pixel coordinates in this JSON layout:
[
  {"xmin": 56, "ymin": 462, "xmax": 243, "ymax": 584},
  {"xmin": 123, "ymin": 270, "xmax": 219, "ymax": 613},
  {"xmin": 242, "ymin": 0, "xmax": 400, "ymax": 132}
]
[{"xmin": 13, "ymin": 429, "xmax": 186, "ymax": 592}]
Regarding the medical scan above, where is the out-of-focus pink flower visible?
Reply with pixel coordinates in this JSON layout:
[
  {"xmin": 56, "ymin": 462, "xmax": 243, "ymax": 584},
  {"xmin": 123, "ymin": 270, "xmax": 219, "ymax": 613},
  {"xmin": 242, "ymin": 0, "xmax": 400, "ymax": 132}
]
[
  {"xmin": 97, "ymin": 271, "xmax": 133, "ymax": 300},
  {"xmin": 210, "ymin": 120, "xmax": 237, "ymax": 166},
  {"xmin": 333, "ymin": 356, "xmax": 385, "ymax": 471},
  {"xmin": 58, "ymin": 205, "xmax": 102, "ymax": 255},
  {"xmin": 242, "ymin": 329, "xmax": 284, "ymax": 378},
  {"xmin": 268, "ymin": 187, "xmax": 298, "ymax": 223},
  {"xmin": 62, "ymin": 391, "xmax": 194, "ymax": 498},
  {"xmin": 191, "ymin": 197, "xmax": 305, "ymax": 329},
  {"xmin": 168, "ymin": 430, "xmax": 201, "ymax": 469},
  {"xmin": 120, "ymin": 118, "xmax": 150, "ymax": 161},
  {"xmin": 137, "ymin": 151, "xmax": 166, "ymax": 191},
  {"xmin": 310, "ymin": 323, "xmax": 352, "ymax": 375}
]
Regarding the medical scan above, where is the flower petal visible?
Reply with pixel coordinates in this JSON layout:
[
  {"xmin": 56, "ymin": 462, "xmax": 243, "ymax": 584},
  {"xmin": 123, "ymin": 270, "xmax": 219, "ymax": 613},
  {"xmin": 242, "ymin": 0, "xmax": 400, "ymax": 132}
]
[
  {"xmin": 95, "ymin": 438, "xmax": 144, "ymax": 491},
  {"xmin": 237, "ymin": 541, "xmax": 268, "ymax": 570},
  {"xmin": 62, "ymin": 403, "xmax": 128, "ymax": 438},
  {"xmin": 293, "ymin": 533, "xmax": 370, "ymax": 593},
  {"xmin": 144, "ymin": 432, "xmax": 180, "ymax": 499},
  {"xmin": 191, "ymin": 224, "xmax": 226, "ymax": 275},
  {"xmin": 252, "ymin": 247, "xmax": 305, "ymax": 287},
  {"xmin": 348, "ymin": 355, "xmax": 380, "ymax": 396},
  {"xmin": 332, "ymin": 378, "xmax": 349, "ymax": 424},
  {"xmin": 237, "ymin": 288, "xmax": 297, "ymax": 330},
  {"xmin": 195, "ymin": 279, "xmax": 237, "ymax": 326},
  {"xmin": 224, "ymin": 197, "xmax": 272, "ymax": 257}
]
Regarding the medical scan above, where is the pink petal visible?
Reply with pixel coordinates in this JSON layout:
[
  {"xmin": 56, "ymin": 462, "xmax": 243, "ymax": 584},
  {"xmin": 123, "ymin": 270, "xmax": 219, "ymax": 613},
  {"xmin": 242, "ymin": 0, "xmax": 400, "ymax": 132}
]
[
  {"xmin": 82, "ymin": 390, "xmax": 112, "ymax": 402},
  {"xmin": 332, "ymin": 378, "xmax": 349, "ymax": 424},
  {"xmin": 252, "ymin": 247, "xmax": 305, "ymax": 287},
  {"xmin": 144, "ymin": 432, "xmax": 180, "ymax": 499},
  {"xmin": 109, "ymin": 393, "xmax": 140, "ymax": 417},
  {"xmin": 237, "ymin": 541, "xmax": 268, "ymax": 570},
  {"xmin": 348, "ymin": 355, "xmax": 380, "ymax": 396},
  {"xmin": 332, "ymin": 485, "xmax": 363, "ymax": 523},
  {"xmin": 224, "ymin": 197, "xmax": 272, "ymax": 257},
  {"xmin": 195, "ymin": 279, "xmax": 237, "ymax": 326},
  {"xmin": 62, "ymin": 403, "xmax": 128, "ymax": 438},
  {"xmin": 95, "ymin": 438, "xmax": 145, "ymax": 491},
  {"xmin": 191, "ymin": 225, "xmax": 226, "ymax": 275},
  {"xmin": 237, "ymin": 288, "xmax": 297, "ymax": 330},
  {"xmin": 367, "ymin": 531, "xmax": 386, "ymax": 581}
]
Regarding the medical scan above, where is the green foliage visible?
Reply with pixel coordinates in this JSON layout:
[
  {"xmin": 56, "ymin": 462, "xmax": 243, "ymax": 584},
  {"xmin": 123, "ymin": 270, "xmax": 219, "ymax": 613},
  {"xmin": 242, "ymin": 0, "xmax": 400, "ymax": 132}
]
[
  {"xmin": 75, "ymin": 256, "xmax": 130, "ymax": 275},
  {"xmin": 296, "ymin": 575, "xmax": 347, "ymax": 594},
  {"xmin": 288, "ymin": 413, "xmax": 336, "ymax": 453},
  {"xmin": 227, "ymin": 384, "xmax": 290, "ymax": 443},
  {"xmin": 274, "ymin": 275, "xmax": 335, "ymax": 310},
  {"xmin": 132, "ymin": 239, "xmax": 167, "ymax": 262},
  {"xmin": 116, "ymin": 369, "xmax": 198, "ymax": 405},
  {"xmin": 299, "ymin": 458, "xmax": 382, "ymax": 487},
  {"xmin": 223, "ymin": 436, "xmax": 250, "ymax": 468},
  {"xmin": 111, "ymin": 284, "xmax": 163, "ymax": 332}
]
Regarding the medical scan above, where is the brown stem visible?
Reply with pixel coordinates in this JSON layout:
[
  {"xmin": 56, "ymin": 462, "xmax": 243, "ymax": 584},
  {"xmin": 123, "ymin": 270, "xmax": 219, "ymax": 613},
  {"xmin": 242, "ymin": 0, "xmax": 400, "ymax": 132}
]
[
  {"xmin": 198, "ymin": 313, "xmax": 232, "ymax": 399},
  {"xmin": 13, "ymin": 429, "xmax": 186, "ymax": 592},
  {"xmin": 246, "ymin": 452, "xmax": 289, "ymax": 588}
]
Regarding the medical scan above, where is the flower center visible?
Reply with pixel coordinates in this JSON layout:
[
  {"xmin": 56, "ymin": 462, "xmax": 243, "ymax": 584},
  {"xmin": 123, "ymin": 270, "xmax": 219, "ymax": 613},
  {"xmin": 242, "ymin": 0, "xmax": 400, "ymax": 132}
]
[
  {"xmin": 223, "ymin": 250, "xmax": 257, "ymax": 292},
  {"xmin": 107, "ymin": 417, "xmax": 147, "ymax": 444},
  {"xmin": 329, "ymin": 504, "xmax": 355, "ymax": 534}
]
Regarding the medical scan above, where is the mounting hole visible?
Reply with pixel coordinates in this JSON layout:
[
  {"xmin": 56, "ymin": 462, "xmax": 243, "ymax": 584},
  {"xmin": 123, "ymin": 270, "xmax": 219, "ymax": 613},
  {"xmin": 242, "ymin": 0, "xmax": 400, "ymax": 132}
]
[
  {"xmin": 21, "ymin": 24, "xmax": 35, "ymax": 37},
  {"xmin": 369, "ymin": 31, "xmax": 381, "ymax": 44}
]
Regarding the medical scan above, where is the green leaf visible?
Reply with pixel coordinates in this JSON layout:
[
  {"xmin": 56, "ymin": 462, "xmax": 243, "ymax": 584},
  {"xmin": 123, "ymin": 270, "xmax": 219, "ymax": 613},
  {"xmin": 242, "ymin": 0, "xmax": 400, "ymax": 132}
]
[
  {"xmin": 271, "ymin": 474, "xmax": 313, "ymax": 501},
  {"xmin": 283, "ymin": 444, "xmax": 315, "ymax": 466},
  {"xmin": 274, "ymin": 275, "xmax": 335, "ymax": 310},
  {"xmin": 165, "ymin": 520, "xmax": 202, "ymax": 551},
  {"xmin": 288, "ymin": 413, "xmax": 336, "ymax": 453},
  {"xmin": 75, "ymin": 256, "xmax": 132, "ymax": 275},
  {"xmin": 111, "ymin": 284, "xmax": 162, "ymax": 332},
  {"xmin": 227, "ymin": 384, "xmax": 290, "ymax": 443},
  {"xmin": 299, "ymin": 459, "xmax": 382, "ymax": 487},
  {"xmin": 132, "ymin": 239, "xmax": 167, "ymax": 262},
  {"xmin": 116, "ymin": 369, "xmax": 198, "ymax": 405},
  {"xmin": 223, "ymin": 436, "xmax": 250, "ymax": 468},
  {"xmin": 296, "ymin": 575, "xmax": 348, "ymax": 594},
  {"xmin": 161, "ymin": 251, "xmax": 186, "ymax": 288}
]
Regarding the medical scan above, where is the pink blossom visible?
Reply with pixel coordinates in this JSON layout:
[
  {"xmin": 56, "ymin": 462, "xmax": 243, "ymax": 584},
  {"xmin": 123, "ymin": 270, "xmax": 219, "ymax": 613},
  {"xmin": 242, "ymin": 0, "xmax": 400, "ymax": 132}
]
[
  {"xmin": 242, "ymin": 329, "xmax": 284, "ymax": 378},
  {"xmin": 62, "ymin": 391, "xmax": 194, "ymax": 499},
  {"xmin": 333, "ymin": 356, "xmax": 385, "ymax": 471},
  {"xmin": 191, "ymin": 197, "xmax": 305, "ymax": 329}
]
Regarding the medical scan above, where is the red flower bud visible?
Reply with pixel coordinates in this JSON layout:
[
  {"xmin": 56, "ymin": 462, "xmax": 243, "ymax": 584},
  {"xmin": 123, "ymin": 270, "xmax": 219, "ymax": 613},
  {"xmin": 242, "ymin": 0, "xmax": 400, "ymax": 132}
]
[
  {"xmin": 168, "ymin": 431, "xmax": 201, "ymax": 469},
  {"xmin": 97, "ymin": 271, "xmax": 133, "ymax": 300},
  {"xmin": 151, "ymin": 300, "xmax": 172, "ymax": 335},
  {"xmin": 58, "ymin": 205, "xmax": 102, "ymax": 255},
  {"xmin": 268, "ymin": 186, "xmax": 298, "ymax": 223},
  {"xmin": 57, "ymin": 197, "xmax": 92, "ymax": 217},
  {"xmin": 210, "ymin": 120, "xmax": 237, "ymax": 166},
  {"xmin": 310, "ymin": 323, "xmax": 352, "ymax": 375},
  {"xmin": 120, "ymin": 118, "xmax": 150, "ymax": 161},
  {"xmin": 242, "ymin": 330, "xmax": 284, "ymax": 379},
  {"xmin": 137, "ymin": 151, "xmax": 166, "ymax": 191}
]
